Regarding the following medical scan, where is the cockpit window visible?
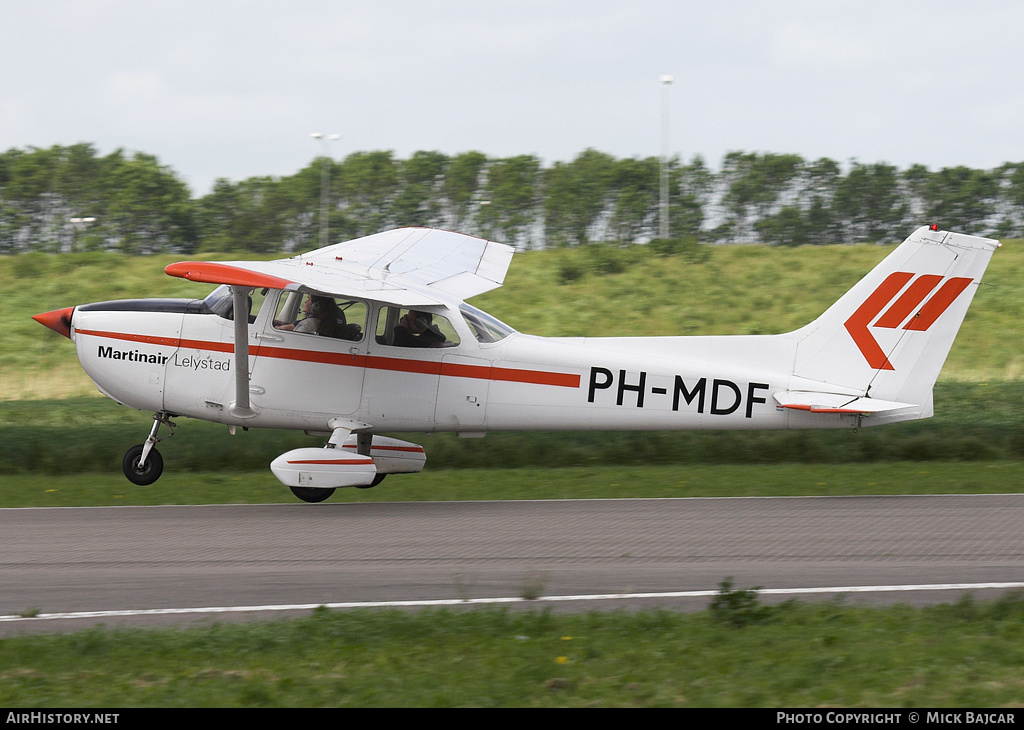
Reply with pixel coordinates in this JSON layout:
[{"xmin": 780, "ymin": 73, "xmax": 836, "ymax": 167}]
[
  {"xmin": 203, "ymin": 285, "xmax": 233, "ymax": 318},
  {"xmin": 375, "ymin": 307, "xmax": 460, "ymax": 348},
  {"xmin": 202, "ymin": 284, "xmax": 267, "ymax": 324},
  {"xmin": 460, "ymin": 303, "xmax": 515, "ymax": 343},
  {"xmin": 274, "ymin": 293, "xmax": 365, "ymax": 341}
]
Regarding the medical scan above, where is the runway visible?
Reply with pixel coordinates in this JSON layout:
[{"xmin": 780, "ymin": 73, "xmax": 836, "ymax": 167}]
[{"xmin": 2, "ymin": 494, "xmax": 1023, "ymax": 633}]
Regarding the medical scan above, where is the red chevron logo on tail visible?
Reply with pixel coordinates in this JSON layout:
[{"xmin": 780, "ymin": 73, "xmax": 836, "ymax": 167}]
[{"xmin": 844, "ymin": 273, "xmax": 973, "ymax": 370}]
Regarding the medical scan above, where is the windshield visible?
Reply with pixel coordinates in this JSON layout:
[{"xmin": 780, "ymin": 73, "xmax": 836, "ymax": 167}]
[
  {"xmin": 202, "ymin": 285, "xmax": 234, "ymax": 318},
  {"xmin": 460, "ymin": 303, "xmax": 516, "ymax": 343}
]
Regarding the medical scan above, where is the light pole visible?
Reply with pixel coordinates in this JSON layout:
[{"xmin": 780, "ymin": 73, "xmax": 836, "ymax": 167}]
[
  {"xmin": 659, "ymin": 74, "xmax": 673, "ymax": 240},
  {"xmin": 69, "ymin": 216, "xmax": 96, "ymax": 253},
  {"xmin": 311, "ymin": 132, "xmax": 340, "ymax": 248}
]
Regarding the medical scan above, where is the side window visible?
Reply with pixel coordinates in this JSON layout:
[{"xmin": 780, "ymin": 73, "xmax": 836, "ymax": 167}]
[
  {"xmin": 375, "ymin": 307, "xmax": 460, "ymax": 348},
  {"xmin": 274, "ymin": 293, "xmax": 365, "ymax": 342}
]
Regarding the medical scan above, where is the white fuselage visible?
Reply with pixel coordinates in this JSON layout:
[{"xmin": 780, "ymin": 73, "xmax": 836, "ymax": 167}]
[{"xmin": 70, "ymin": 289, "xmax": 856, "ymax": 437}]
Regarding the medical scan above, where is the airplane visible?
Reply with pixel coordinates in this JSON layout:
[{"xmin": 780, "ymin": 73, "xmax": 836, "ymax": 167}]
[{"xmin": 32, "ymin": 225, "xmax": 1000, "ymax": 502}]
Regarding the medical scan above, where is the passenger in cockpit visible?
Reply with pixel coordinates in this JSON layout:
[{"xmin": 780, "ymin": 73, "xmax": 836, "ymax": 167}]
[{"xmin": 393, "ymin": 310, "xmax": 446, "ymax": 347}]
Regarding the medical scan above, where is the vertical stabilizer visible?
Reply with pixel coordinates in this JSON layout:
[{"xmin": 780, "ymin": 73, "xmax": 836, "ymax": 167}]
[{"xmin": 789, "ymin": 226, "xmax": 1000, "ymax": 414}]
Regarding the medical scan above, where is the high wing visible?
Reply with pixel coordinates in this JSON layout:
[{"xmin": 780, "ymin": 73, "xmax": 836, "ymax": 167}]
[{"xmin": 165, "ymin": 228, "xmax": 515, "ymax": 307}]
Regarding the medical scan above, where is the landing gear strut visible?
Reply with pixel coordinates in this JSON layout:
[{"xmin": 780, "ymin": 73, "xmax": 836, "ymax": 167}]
[{"xmin": 122, "ymin": 412, "xmax": 176, "ymax": 485}]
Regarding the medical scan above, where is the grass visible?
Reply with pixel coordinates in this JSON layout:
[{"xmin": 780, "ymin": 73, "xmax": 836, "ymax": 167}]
[
  {"xmin": 4, "ymin": 239, "xmax": 1023, "ymax": 398},
  {"xmin": 2, "ymin": 462, "xmax": 1023, "ymax": 508},
  {"xmin": 3, "ymin": 597, "xmax": 1024, "ymax": 706},
  {"xmin": 1, "ymin": 381, "xmax": 1022, "ymax": 478}
]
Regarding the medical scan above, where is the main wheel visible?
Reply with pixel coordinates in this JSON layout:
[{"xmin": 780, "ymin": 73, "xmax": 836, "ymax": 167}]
[
  {"xmin": 122, "ymin": 444, "xmax": 164, "ymax": 485},
  {"xmin": 356, "ymin": 473, "xmax": 387, "ymax": 489},
  {"xmin": 289, "ymin": 486, "xmax": 336, "ymax": 503}
]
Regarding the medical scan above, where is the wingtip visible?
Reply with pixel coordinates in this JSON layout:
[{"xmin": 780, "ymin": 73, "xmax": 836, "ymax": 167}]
[{"xmin": 164, "ymin": 261, "xmax": 295, "ymax": 289}]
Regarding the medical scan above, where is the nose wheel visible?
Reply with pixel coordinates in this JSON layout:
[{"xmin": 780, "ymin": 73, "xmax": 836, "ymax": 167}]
[
  {"xmin": 123, "ymin": 444, "xmax": 164, "ymax": 485},
  {"xmin": 122, "ymin": 412, "xmax": 175, "ymax": 485}
]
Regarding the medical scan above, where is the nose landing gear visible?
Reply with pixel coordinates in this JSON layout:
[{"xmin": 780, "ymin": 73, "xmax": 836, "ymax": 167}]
[{"xmin": 122, "ymin": 412, "xmax": 176, "ymax": 485}]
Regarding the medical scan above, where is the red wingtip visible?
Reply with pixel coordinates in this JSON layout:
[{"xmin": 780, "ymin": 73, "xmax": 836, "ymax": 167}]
[
  {"xmin": 32, "ymin": 307, "xmax": 75, "ymax": 339},
  {"xmin": 165, "ymin": 261, "xmax": 295, "ymax": 290}
]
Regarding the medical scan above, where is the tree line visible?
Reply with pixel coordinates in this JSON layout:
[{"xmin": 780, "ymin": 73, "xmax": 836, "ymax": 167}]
[{"xmin": 2, "ymin": 143, "xmax": 1023, "ymax": 254}]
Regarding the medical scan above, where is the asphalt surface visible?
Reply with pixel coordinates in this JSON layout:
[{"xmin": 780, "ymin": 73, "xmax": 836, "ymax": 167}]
[{"xmin": 2, "ymin": 494, "xmax": 1023, "ymax": 633}]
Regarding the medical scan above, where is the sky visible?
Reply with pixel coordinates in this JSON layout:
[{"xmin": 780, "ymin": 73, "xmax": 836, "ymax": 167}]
[{"xmin": 3, "ymin": 0, "xmax": 1023, "ymax": 196}]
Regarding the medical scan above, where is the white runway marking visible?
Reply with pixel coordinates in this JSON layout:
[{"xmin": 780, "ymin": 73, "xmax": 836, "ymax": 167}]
[{"xmin": 3, "ymin": 581, "xmax": 1023, "ymax": 624}]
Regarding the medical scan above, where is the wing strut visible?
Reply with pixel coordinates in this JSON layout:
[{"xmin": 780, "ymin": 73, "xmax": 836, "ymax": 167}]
[{"xmin": 229, "ymin": 286, "xmax": 257, "ymax": 419}]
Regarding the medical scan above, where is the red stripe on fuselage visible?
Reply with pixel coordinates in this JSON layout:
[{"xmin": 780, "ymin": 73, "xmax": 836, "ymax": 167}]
[
  {"xmin": 76, "ymin": 328, "xmax": 182, "ymax": 349},
  {"xmin": 256, "ymin": 344, "xmax": 363, "ymax": 368},
  {"xmin": 341, "ymin": 445, "xmax": 425, "ymax": 453},
  {"xmin": 75, "ymin": 329, "xmax": 580, "ymax": 388},
  {"xmin": 286, "ymin": 458, "xmax": 374, "ymax": 466}
]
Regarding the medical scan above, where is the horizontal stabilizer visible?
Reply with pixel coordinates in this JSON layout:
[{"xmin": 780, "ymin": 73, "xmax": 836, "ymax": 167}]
[{"xmin": 773, "ymin": 391, "xmax": 917, "ymax": 415}]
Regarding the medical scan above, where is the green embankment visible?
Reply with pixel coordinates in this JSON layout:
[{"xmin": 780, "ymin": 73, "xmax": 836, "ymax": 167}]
[
  {"xmin": 3, "ymin": 239, "xmax": 1022, "ymax": 398},
  {"xmin": 0, "ymin": 382, "xmax": 1022, "ymax": 479}
]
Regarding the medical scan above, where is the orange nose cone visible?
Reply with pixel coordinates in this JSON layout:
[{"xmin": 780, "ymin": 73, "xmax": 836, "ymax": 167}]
[{"xmin": 32, "ymin": 307, "xmax": 75, "ymax": 339}]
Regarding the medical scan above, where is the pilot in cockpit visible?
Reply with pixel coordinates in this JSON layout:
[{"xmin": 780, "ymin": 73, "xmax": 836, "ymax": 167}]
[
  {"xmin": 277, "ymin": 295, "xmax": 360, "ymax": 340},
  {"xmin": 393, "ymin": 310, "xmax": 447, "ymax": 347}
]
